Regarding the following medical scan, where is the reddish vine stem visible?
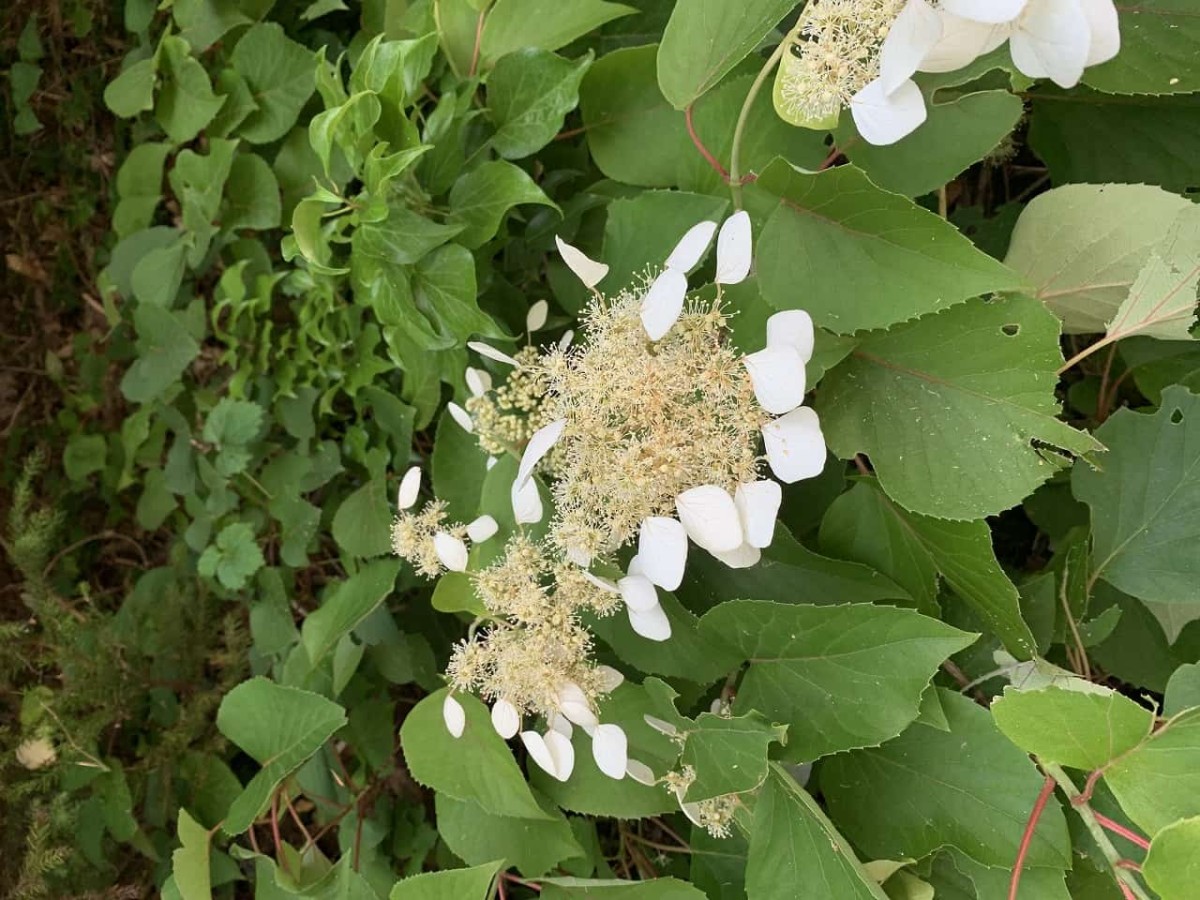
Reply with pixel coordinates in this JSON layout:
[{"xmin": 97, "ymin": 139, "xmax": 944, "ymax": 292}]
[
  {"xmin": 1095, "ymin": 813, "xmax": 1151, "ymax": 851},
  {"xmin": 1075, "ymin": 768, "xmax": 1104, "ymax": 806},
  {"xmin": 1008, "ymin": 774, "xmax": 1057, "ymax": 900},
  {"xmin": 684, "ymin": 104, "xmax": 730, "ymax": 179}
]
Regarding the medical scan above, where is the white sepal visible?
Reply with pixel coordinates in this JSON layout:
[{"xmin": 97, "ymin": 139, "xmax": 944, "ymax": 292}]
[
  {"xmin": 467, "ymin": 341, "xmax": 519, "ymax": 366},
  {"xmin": 940, "ymin": 0, "xmax": 1030, "ymax": 23},
  {"xmin": 543, "ymin": 729, "xmax": 575, "ymax": 781},
  {"xmin": 665, "ymin": 220, "xmax": 718, "ymax": 273},
  {"xmin": 465, "ymin": 366, "xmax": 492, "ymax": 398},
  {"xmin": 596, "ymin": 665, "xmax": 625, "ymax": 692},
  {"xmin": 1008, "ymin": 0, "xmax": 1090, "ymax": 88},
  {"xmin": 555, "ymin": 235, "xmax": 609, "ymax": 289},
  {"xmin": 675, "ymin": 485, "xmax": 744, "ymax": 553},
  {"xmin": 618, "ymin": 574, "xmax": 659, "ymax": 613},
  {"xmin": 919, "ymin": 11, "xmax": 1007, "ymax": 72},
  {"xmin": 628, "ymin": 602, "xmax": 672, "ymax": 642},
  {"xmin": 443, "ymin": 694, "xmax": 466, "ymax": 738},
  {"xmin": 626, "ymin": 758, "xmax": 657, "ymax": 786},
  {"xmin": 397, "ymin": 466, "xmax": 422, "ymax": 510},
  {"xmin": 558, "ymin": 329, "xmax": 575, "ymax": 351},
  {"xmin": 762, "ymin": 407, "xmax": 827, "ymax": 484},
  {"xmin": 517, "ymin": 418, "xmax": 566, "ymax": 489},
  {"xmin": 879, "ymin": 0, "xmax": 944, "ymax": 95},
  {"xmin": 640, "ymin": 268, "xmax": 688, "ymax": 341},
  {"xmin": 715, "ymin": 211, "xmax": 752, "ymax": 285},
  {"xmin": 643, "ymin": 715, "xmax": 678, "ymax": 737},
  {"xmin": 526, "ymin": 299, "xmax": 549, "ymax": 332},
  {"xmin": 433, "ymin": 532, "xmax": 469, "ymax": 572},
  {"xmin": 486, "ymin": 455, "xmax": 499, "ymax": 470},
  {"xmin": 549, "ymin": 712, "xmax": 574, "ymax": 738},
  {"xmin": 491, "ymin": 699, "xmax": 520, "ymax": 739},
  {"xmin": 1081, "ymin": 0, "xmax": 1119, "ymax": 65},
  {"xmin": 849, "ymin": 77, "xmax": 928, "ymax": 146},
  {"xmin": 711, "ymin": 541, "xmax": 762, "ymax": 569},
  {"xmin": 521, "ymin": 730, "xmax": 558, "ymax": 778},
  {"xmin": 592, "ymin": 723, "xmax": 628, "ymax": 780},
  {"xmin": 735, "ymin": 480, "xmax": 783, "ymax": 549},
  {"xmin": 467, "ymin": 514, "xmax": 499, "ymax": 543},
  {"xmin": 744, "ymin": 346, "xmax": 807, "ymax": 414},
  {"xmin": 557, "ymin": 683, "xmax": 599, "ymax": 730},
  {"xmin": 446, "ymin": 401, "xmax": 474, "ymax": 433},
  {"xmin": 766, "ymin": 310, "xmax": 815, "ymax": 364},
  {"xmin": 566, "ymin": 544, "xmax": 592, "ymax": 567},
  {"xmin": 581, "ymin": 570, "xmax": 620, "ymax": 594},
  {"xmin": 637, "ymin": 516, "xmax": 688, "ymax": 590},
  {"xmin": 512, "ymin": 476, "xmax": 544, "ymax": 525}
]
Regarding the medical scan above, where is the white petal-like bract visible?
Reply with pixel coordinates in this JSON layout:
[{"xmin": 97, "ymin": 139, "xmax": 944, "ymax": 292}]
[
  {"xmin": 517, "ymin": 418, "xmax": 566, "ymax": 489},
  {"xmin": 618, "ymin": 574, "xmax": 659, "ymax": 612},
  {"xmin": 766, "ymin": 310, "xmax": 815, "ymax": 364},
  {"xmin": 596, "ymin": 665, "xmax": 625, "ymax": 692},
  {"xmin": 558, "ymin": 329, "xmax": 575, "ymax": 351},
  {"xmin": 467, "ymin": 514, "xmax": 499, "ymax": 543},
  {"xmin": 592, "ymin": 723, "xmax": 628, "ymax": 780},
  {"xmin": 626, "ymin": 758, "xmax": 657, "ymax": 786},
  {"xmin": 526, "ymin": 299, "xmax": 549, "ymax": 332},
  {"xmin": 465, "ymin": 366, "xmax": 492, "ymax": 398},
  {"xmin": 919, "ymin": 11, "xmax": 1007, "ymax": 72},
  {"xmin": 762, "ymin": 407, "xmax": 827, "ymax": 484},
  {"xmin": 715, "ymin": 211, "xmax": 752, "ymax": 285},
  {"xmin": 879, "ymin": 0, "xmax": 944, "ymax": 95},
  {"xmin": 443, "ymin": 694, "xmax": 466, "ymax": 738},
  {"xmin": 433, "ymin": 532, "xmax": 469, "ymax": 572},
  {"xmin": 1080, "ymin": 0, "xmax": 1119, "ymax": 65},
  {"xmin": 512, "ymin": 476, "xmax": 544, "ymax": 524},
  {"xmin": 712, "ymin": 541, "xmax": 762, "ymax": 569},
  {"xmin": 549, "ymin": 712, "xmax": 574, "ymax": 738},
  {"xmin": 628, "ymin": 602, "xmax": 672, "ymax": 641},
  {"xmin": 521, "ymin": 730, "xmax": 558, "ymax": 778},
  {"xmin": 735, "ymin": 480, "xmax": 783, "ymax": 549},
  {"xmin": 397, "ymin": 466, "xmax": 422, "ymax": 510},
  {"xmin": 582, "ymin": 570, "xmax": 620, "ymax": 594},
  {"xmin": 557, "ymin": 683, "xmax": 599, "ymax": 730},
  {"xmin": 1008, "ymin": 0, "xmax": 1090, "ymax": 88},
  {"xmin": 941, "ymin": 0, "xmax": 1030, "ymax": 23},
  {"xmin": 447, "ymin": 401, "xmax": 474, "ymax": 433},
  {"xmin": 555, "ymin": 235, "xmax": 609, "ymax": 289},
  {"xmin": 640, "ymin": 268, "xmax": 688, "ymax": 341},
  {"xmin": 467, "ymin": 341, "xmax": 519, "ymax": 366},
  {"xmin": 675, "ymin": 485, "xmax": 744, "ymax": 553},
  {"xmin": 544, "ymin": 729, "xmax": 575, "ymax": 781},
  {"xmin": 849, "ymin": 77, "xmax": 928, "ymax": 146},
  {"xmin": 637, "ymin": 516, "xmax": 688, "ymax": 590},
  {"xmin": 491, "ymin": 698, "xmax": 520, "ymax": 739},
  {"xmin": 644, "ymin": 715, "xmax": 678, "ymax": 737},
  {"xmin": 744, "ymin": 346, "xmax": 807, "ymax": 414},
  {"xmin": 665, "ymin": 220, "xmax": 718, "ymax": 273}
]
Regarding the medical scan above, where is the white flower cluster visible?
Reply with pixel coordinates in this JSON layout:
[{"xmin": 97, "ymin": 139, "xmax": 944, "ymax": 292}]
[{"xmin": 394, "ymin": 214, "xmax": 826, "ymax": 789}]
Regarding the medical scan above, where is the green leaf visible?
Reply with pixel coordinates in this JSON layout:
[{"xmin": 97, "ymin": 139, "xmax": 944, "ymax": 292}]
[
  {"xmin": 431, "ymin": 406, "xmax": 491, "ymax": 522},
  {"xmin": 114, "ymin": 141, "xmax": 171, "ymax": 238},
  {"xmin": 230, "ymin": 23, "xmax": 316, "ymax": 144},
  {"xmin": 992, "ymin": 685, "xmax": 1154, "ymax": 770},
  {"xmin": 137, "ymin": 468, "xmax": 178, "ymax": 529},
  {"xmin": 1143, "ymin": 816, "xmax": 1200, "ymax": 900},
  {"xmin": 216, "ymin": 678, "xmax": 347, "ymax": 834},
  {"xmin": 751, "ymin": 160, "xmax": 1022, "ymax": 334},
  {"xmin": 817, "ymin": 294, "xmax": 1102, "ymax": 520},
  {"xmin": 680, "ymin": 711, "xmax": 785, "ymax": 802},
  {"xmin": 224, "ymin": 153, "xmax": 282, "ymax": 231},
  {"xmin": 414, "ymin": 243, "xmax": 509, "ymax": 342},
  {"xmin": 156, "ymin": 35, "xmax": 225, "ymax": 143},
  {"xmin": 1165, "ymin": 663, "xmax": 1200, "ymax": 716},
  {"xmin": 120, "ymin": 305, "xmax": 200, "ymax": 403},
  {"xmin": 1104, "ymin": 205, "xmax": 1200, "ymax": 343},
  {"xmin": 746, "ymin": 766, "xmax": 889, "ymax": 900},
  {"xmin": 203, "ymin": 398, "xmax": 263, "ymax": 448},
  {"xmin": 169, "ymin": 138, "xmax": 237, "ymax": 266},
  {"xmin": 656, "ymin": 0, "xmax": 795, "ymax": 109},
  {"xmin": 449, "ymin": 160, "xmax": 556, "ymax": 248},
  {"xmin": 1083, "ymin": 1, "xmax": 1200, "ymax": 95},
  {"xmin": 356, "ymin": 205, "xmax": 465, "ymax": 266},
  {"xmin": 301, "ymin": 559, "xmax": 400, "ymax": 666},
  {"xmin": 700, "ymin": 600, "xmax": 975, "ymax": 761},
  {"xmin": 64, "ymin": 433, "xmax": 107, "ymax": 481},
  {"xmin": 1004, "ymin": 183, "xmax": 1194, "ymax": 334},
  {"xmin": 400, "ymin": 688, "xmax": 550, "ymax": 819},
  {"xmin": 104, "ymin": 55, "xmax": 157, "ymax": 117},
  {"xmin": 390, "ymin": 860, "xmax": 504, "ymax": 900},
  {"xmin": 1028, "ymin": 89, "xmax": 1200, "ymax": 195},
  {"xmin": 171, "ymin": 809, "xmax": 212, "ymax": 900},
  {"xmin": 352, "ymin": 32, "xmax": 439, "ymax": 110},
  {"xmin": 197, "ymin": 522, "xmax": 265, "ymax": 590},
  {"xmin": 487, "ymin": 49, "xmax": 592, "ymax": 159},
  {"xmin": 480, "ymin": 0, "xmax": 635, "ymax": 67},
  {"xmin": 131, "ymin": 239, "xmax": 188, "ymax": 307},
  {"xmin": 601, "ymin": 190, "xmax": 729, "ymax": 291},
  {"xmin": 435, "ymin": 792, "xmax": 585, "ymax": 877},
  {"xmin": 1105, "ymin": 708, "xmax": 1200, "ymax": 836},
  {"xmin": 332, "ymin": 477, "xmax": 394, "ymax": 558},
  {"xmin": 540, "ymin": 879, "xmax": 708, "ymax": 898},
  {"xmin": 820, "ymin": 482, "xmax": 1035, "ymax": 655},
  {"xmin": 1074, "ymin": 387, "xmax": 1200, "ymax": 607},
  {"xmin": 821, "ymin": 690, "xmax": 1071, "ymax": 869}
]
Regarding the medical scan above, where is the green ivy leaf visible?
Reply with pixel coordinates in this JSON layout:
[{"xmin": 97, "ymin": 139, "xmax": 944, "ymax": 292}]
[
  {"xmin": 1074, "ymin": 387, "xmax": 1200, "ymax": 607},
  {"xmin": 412, "ymin": 243, "xmax": 509, "ymax": 341},
  {"xmin": 224, "ymin": 153, "xmax": 282, "ymax": 231},
  {"xmin": 169, "ymin": 138, "xmax": 237, "ymax": 266},
  {"xmin": 171, "ymin": 809, "xmax": 212, "ymax": 900},
  {"xmin": 479, "ymin": 0, "xmax": 634, "ymax": 67},
  {"xmin": 389, "ymin": 861, "xmax": 504, "ymax": 900},
  {"xmin": 300, "ymin": 559, "xmax": 400, "ymax": 666},
  {"xmin": 817, "ymin": 295, "xmax": 1102, "ymax": 521},
  {"xmin": 821, "ymin": 690, "xmax": 1072, "ymax": 869},
  {"xmin": 700, "ymin": 600, "xmax": 976, "ymax": 761},
  {"xmin": 216, "ymin": 678, "xmax": 347, "ymax": 834},
  {"xmin": 114, "ymin": 142, "xmax": 171, "ymax": 238},
  {"xmin": 487, "ymin": 49, "xmax": 592, "ymax": 160},
  {"xmin": 680, "ymin": 711, "xmax": 785, "ymax": 802},
  {"xmin": 448, "ymin": 160, "xmax": 556, "ymax": 248},
  {"xmin": 156, "ymin": 35, "xmax": 225, "ymax": 143},
  {"xmin": 435, "ymin": 791, "xmax": 585, "ymax": 877},
  {"xmin": 197, "ymin": 522, "xmax": 265, "ymax": 590},
  {"xmin": 655, "ymin": 0, "xmax": 796, "ymax": 110},
  {"xmin": 104, "ymin": 55, "xmax": 157, "ymax": 118},
  {"xmin": 63, "ymin": 433, "xmax": 107, "ymax": 481},
  {"xmin": 751, "ymin": 160, "xmax": 1023, "ymax": 334},
  {"xmin": 1143, "ymin": 816, "xmax": 1200, "ymax": 899},
  {"xmin": 229, "ymin": 23, "xmax": 316, "ymax": 144},
  {"xmin": 1105, "ymin": 708, "xmax": 1200, "ymax": 836},
  {"xmin": 992, "ymin": 685, "xmax": 1155, "ymax": 770},
  {"xmin": 431, "ymin": 406, "xmax": 490, "ymax": 522},
  {"xmin": 332, "ymin": 476, "xmax": 394, "ymax": 558},
  {"xmin": 120, "ymin": 305, "xmax": 201, "ymax": 404}
]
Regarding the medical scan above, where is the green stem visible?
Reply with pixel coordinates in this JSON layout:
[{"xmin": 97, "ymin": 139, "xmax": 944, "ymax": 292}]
[
  {"xmin": 728, "ymin": 37, "xmax": 789, "ymax": 209},
  {"xmin": 1042, "ymin": 762, "xmax": 1152, "ymax": 900}
]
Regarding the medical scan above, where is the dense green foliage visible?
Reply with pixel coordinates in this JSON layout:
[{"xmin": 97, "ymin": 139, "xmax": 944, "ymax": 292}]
[{"xmin": 4, "ymin": 0, "xmax": 1200, "ymax": 897}]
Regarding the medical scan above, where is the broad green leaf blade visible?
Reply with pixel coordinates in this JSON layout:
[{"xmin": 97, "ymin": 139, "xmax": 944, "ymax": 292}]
[
  {"xmin": 1143, "ymin": 816, "xmax": 1200, "ymax": 900},
  {"xmin": 412, "ymin": 243, "xmax": 509, "ymax": 341},
  {"xmin": 1165, "ymin": 663, "xmax": 1200, "ymax": 716},
  {"xmin": 1074, "ymin": 387, "xmax": 1200, "ymax": 606},
  {"xmin": 171, "ymin": 809, "xmax": 212, "ymax": 900},
  {"xmin": 681, "ymin": 712, "xmax": 785, "ymax": 802},
  {"xmin": 1105, "ymin": 205, "xmax": 1200, "ymax": 343},
  {"xmin": 390, "ymin": 860, "xmax": 504, "ymax": 900},
  {"xmin": 169, "ymin": 138, "xmax": 237, "ymax": 267},
  {"xmin": 448, "ymin": 159, "xmax": 556, "ymax": 248},
  {"xmin": 540, "ymin": 878, "xmax": 708, "ymax": 898},
  {"xmin": 229, "ymin": 23, "xmax": 316, "ymax": 144},
  {"xmin": 487, "ymin": 49, "xmax": 592, "ymax": 160},
  {"xmin": 656, "ymin": 0, "xmax": 795, "ymax": 110},
  {"xmin": 400, "ymin": 688, "xmax": 551, "ymax": 819},
  {"xmin": 480, "ymin": 0, "xmax": 635, "ymax": 67},
  {"xmin": 1105, "ymin": 708, "xmax": 1200, "ymax": 835},
  {"xmin": 332, "ymin": 476, "xmax": 393, "ymax": 558},
  {"xmin": 601, "ymin": 190, "xmax": 729, "ymax": 292},
  {"xmin": 435, "ymin": 792, "xmax": 585, "ymax": 877},
  {"xmin": 992, "ymin": 685, "xmax": 1154, "ymax": 770},
  {"xmin": 746, "ymin": 766, "xmax": 889, "ymax": 900},
  {"xmin": 817, "ymin": 295, "xmax": 1102, "ymax": 521},
  {"xmin": 1005, "ymin": 184, "xmax": 1194, "ymax": 334},
  {"xmin": 820, "ymin": 481, "xmax": 1036, "ymax": 655},
  {"xmin": 216, "ymin": 679, "xmax": 347, "ymax": 834},
  {"xmin": 156, "ymin": 36, "xmax": 225, "ymax": 143},
  {"xmin": 105, "ymin": 55, "xmax": 157, "ymax": 117},
  {"xmin": 1083, "ymin": 0, "xmax": 1200, "ymax": 95},
  {"xmin": 699, "ymin": 600, "xmax": 976, "ymax": 761},
  {"xmin": 114, "ymin": 141, "xmax": 171, "ymax": 238},
  {"xmin": 821, "ymin": 690, "xmax": 1072, "ymax": 869},
  {"xmin": 224, "ymin": 154, "xmax": 282, "ymax": 232},
  {"xmin": 120, "ymin": 305, "xmax": 201, "ymax": 404},
  {"xmin": 752, "ymin": 161, "xmax": 1023, "ymax": 334},
  {"xmin": 300, "ymin": 559, "xmax": 400, "ymax": 666}
]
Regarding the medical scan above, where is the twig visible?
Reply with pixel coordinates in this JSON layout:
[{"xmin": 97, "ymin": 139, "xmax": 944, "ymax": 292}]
[
  {"xmin": 685, "ymin": 104, "xmax": 730, "ymax": 179},
  {"xmin": 1008, "ymin": 775, "xmax": 1056, "ymax": 900},
  {"xmin": 729, "ymin": 29, "xmax": 798, "ymax": 207},
  {"xmin": 1095, "ymin": 813, "xmax": 1151, "ymax": 851}
]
